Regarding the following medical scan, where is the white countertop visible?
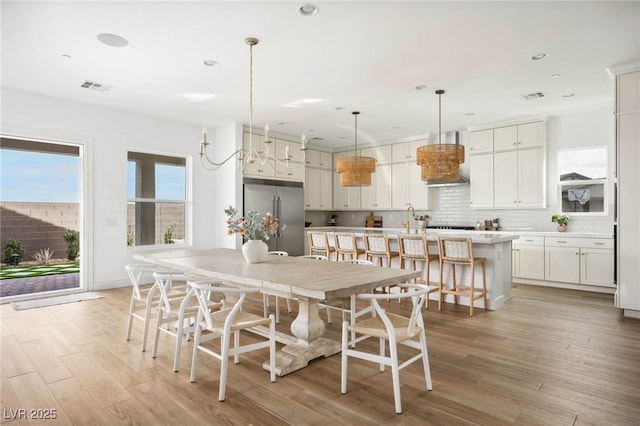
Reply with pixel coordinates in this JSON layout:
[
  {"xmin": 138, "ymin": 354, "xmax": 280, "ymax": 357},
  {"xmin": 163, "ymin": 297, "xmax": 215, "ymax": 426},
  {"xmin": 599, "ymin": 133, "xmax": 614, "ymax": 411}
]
[
  {"xmin": 307, "ymin": 226, "xmax": 613, "ymax": 241},
  {"xmin": 307, "ymin": 226, "xmax": 518, "ymax": 244}
]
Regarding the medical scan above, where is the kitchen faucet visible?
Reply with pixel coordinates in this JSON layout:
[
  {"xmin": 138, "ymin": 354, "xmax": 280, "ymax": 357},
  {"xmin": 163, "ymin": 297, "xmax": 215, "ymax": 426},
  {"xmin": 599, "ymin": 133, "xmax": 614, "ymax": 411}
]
[{"xmin": 405, "ymin": 206, "xmax": 415, "ymax": 233}]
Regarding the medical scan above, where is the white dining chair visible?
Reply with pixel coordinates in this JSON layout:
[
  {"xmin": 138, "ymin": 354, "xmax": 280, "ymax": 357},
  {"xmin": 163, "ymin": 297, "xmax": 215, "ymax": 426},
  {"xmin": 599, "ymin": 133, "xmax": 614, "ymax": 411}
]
[
  {"xmin": 189, "ymin": 280, "xmax": 276, "ymax": 401},
  {"xmin": 341, "ymin": 284, "xmax": 432, "ymax": 414},
  {"xmin": 319, "ymin": 259, "xmax": 376, "ymax": 347},
  {"xmin": 124, "ymin": 264, "xmax": 187, "ymax": 351},
  {"xmin": 264, "ymin": 251, "xmax": 293, "ymax": 324},
  {"xmin": 150, "ymin": 271, "xmax": 224, "ymax": 372},
  {"xmin": 298, "ymin": 254, "xmax": 328, "ymax": 261}
]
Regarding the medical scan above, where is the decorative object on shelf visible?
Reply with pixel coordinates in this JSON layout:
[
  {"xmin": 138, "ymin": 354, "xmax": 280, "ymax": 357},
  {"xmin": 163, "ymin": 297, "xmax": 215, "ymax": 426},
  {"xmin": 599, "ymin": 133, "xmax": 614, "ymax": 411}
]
[
  {"xmin": 336, "ymin": 111, "xmax": 376, "ymax": 186},
  {"xmin": 225, "ymin": 206, "xmax": 281, "ymax": 263},
  {"xmin": 199, "ymin": 37, "xmax": 306, "ymax": 172},
  {"xmin": 492, "ymin": 216, "xmax": 500, "ymax": 230},
  {"xmin": 329, "ymin": 213, "xmax": 339, "ymax": 226},
  {"xmin": 551, "ymin": 214, "xmax": 570, "ymax": 232},
  {"xmin": 416, "ymin": 90, "xmax": 465, "ymax": 182}
]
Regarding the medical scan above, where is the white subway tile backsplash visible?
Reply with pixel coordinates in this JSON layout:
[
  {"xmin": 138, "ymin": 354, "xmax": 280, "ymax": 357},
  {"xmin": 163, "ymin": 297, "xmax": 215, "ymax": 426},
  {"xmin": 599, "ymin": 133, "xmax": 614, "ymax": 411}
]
[{"xmin": 305, "ymin": 185, "xmax": 613, "ymax": 235}]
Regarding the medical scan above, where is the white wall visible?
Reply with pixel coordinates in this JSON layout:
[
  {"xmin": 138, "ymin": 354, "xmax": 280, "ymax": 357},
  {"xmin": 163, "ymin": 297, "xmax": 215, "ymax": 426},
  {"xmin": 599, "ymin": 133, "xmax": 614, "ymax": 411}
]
[{"xmin": 1, "ymin": 88, "xmax": 242, "ymax": 289}]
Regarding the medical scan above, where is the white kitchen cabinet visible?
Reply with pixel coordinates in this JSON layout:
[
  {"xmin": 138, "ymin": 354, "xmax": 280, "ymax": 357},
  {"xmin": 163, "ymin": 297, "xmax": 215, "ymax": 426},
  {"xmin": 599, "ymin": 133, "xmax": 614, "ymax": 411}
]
[
  {"xmin": 494, "ymin": 148, "xmax": 544, "ymax": 208},
  {"xmin": 545, "ymin": 246, "xmax": 581, "ymax": 284},
  {"xmin": 361, "ymin": 145, "xmax": 393, "ymax": 164},
  {"xmin": 494, "ymin": 122, "xmax": 545, "ymax": 151},
  {"xmin": 581, "ymin": 248, "xmax": 614, "ymax": 287},
  {"xmin": 333, "ymin": 170, "xmax": 361, "ymax": 209},
  {"xmin": 304, "ymin": 149, "xmax": 333, "ymax": 169},
  {"xmin": 243, "ymin": 133, "xmax": 304, "ymax": 181},
  {"xmin": 544, "ymin": 237, "xmax": 614, "ymax": 287},
  {"xmin": 243, "ymin": 133, "xmax": 275, "ymax": 178},
  {"xmin": 305, "ymin": 168, "xmax": 332, "ymax": 210},
  {"xmin": 391, "ymin": 161, "xmax": 429, "ymax": 209},
  {"xmin": 361, "ymin": 164, "xmax": 391, "ymax": 210},
  {"xmin": 469, "ymin": 153, "xmax": 493, "ymax": 208},
  {"xmin": 512, "ymin": 236, "xmax": 545, "ymax": 280},
  {"xmin": 493, "ymin": 151, "xmax": 518, "ymax": 207},
  {"xmin": 469, "ymin": 129, "xmax": 493, "ymax": 154},
  {"xmin": 391, "ymin": 140, "xmax": 429, "ymax": 210},
  {"xmin": 275, "ymin": 139, "xmax": 304, "ymax": 163}
]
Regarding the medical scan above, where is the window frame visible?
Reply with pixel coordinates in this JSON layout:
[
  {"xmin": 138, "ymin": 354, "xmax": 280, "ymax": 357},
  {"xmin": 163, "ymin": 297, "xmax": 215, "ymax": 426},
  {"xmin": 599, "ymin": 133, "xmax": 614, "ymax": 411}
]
[
  {"xmin": 557, "ymin": 146, "xmax": 608, "ymax": 216},
  {"xmin": 126, "ymin": 150, "xmax": 191, "ymax": 248}
]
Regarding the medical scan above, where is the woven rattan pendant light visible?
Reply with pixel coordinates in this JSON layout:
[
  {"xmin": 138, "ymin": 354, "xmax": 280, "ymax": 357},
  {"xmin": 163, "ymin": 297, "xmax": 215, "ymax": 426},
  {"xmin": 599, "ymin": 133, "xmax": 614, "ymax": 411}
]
[
  {"xmin": 336, "ymin": 111, "xmax": 376, "ymax": 186},
  {"xmin": 416, "ymin": 90, "xmax": 465, "ymax": 181}
]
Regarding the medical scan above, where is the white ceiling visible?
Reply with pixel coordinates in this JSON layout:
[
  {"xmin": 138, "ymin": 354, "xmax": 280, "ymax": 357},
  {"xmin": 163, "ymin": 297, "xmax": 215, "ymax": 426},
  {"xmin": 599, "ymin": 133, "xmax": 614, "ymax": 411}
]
[{"xmin": 2, "ymin": 1, "xmax": 639, "ymax": 151}]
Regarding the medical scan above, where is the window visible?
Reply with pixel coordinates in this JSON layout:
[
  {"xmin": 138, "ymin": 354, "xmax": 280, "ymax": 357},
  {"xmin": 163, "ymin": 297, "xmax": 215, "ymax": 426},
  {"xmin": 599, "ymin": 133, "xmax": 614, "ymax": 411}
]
[
  {"xmin": 127, "ymin": 151, "xmax": 187, "ymax": 246},
  {"xmin": 557, "ymin": 147, "xmax": 607, "ymax": 214}
]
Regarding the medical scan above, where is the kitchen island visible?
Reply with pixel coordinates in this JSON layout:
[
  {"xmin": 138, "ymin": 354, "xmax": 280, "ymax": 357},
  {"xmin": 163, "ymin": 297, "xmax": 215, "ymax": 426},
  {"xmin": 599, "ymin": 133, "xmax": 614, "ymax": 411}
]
[{"xmin": 307, "ymin": 226, "xmax": 518, "ymax": 311}]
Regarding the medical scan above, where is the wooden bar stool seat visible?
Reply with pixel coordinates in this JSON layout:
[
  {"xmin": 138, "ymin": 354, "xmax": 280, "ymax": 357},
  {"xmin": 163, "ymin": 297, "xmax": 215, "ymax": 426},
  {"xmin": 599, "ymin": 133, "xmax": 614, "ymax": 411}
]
[
  {"xmin": 334, "ymin": 232, "xmax": 362, "ymax": 261},
  {"xmin": 307, "ymin": 231, "xmax": 336, "ymax": 260},
  {"xmin": 437, "ymin": 236, "xmax": 487, "ymax": 316},
  {"xmin": 364, "ymin": 233, "xmax": 399, "ymax": 268},
  {"xmin": 397, "ymin": 234, "xmax": 440, "ymax": 308}
]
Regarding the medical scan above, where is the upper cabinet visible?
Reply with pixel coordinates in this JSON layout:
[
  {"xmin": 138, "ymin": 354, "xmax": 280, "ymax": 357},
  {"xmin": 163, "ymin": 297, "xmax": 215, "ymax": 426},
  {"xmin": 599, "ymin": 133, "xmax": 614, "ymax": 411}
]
[
  {"xmin": 243, "ymin": 133, "xmax": 304, "ymax": 181},
  {"xmin": 305, "ymin": 149, "xmax": 332, "ymax": 170},
  {"xmin": 361, "ymin": 145, "xmax": 393, "ymax": 165},
  {"xmin": 469, "ymin": 120, "xmax": 546, "ymax": 209},
  {"xmin": 494, "ymin": 122, "xmax": 545, "ymax": 151},
  {"xmin": 469, "ymin": 129, "xmax": 494, "ymax": 154}
]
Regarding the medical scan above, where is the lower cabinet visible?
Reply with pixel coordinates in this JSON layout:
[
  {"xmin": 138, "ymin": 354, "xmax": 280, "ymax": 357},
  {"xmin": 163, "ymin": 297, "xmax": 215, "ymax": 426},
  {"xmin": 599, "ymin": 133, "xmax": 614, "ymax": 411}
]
[
  {"xmin": 513, "ymin": 235, "xmax": 614, "ymax": 289},
  {"xmin": 513, "ymin": 237, "xmax": 545, "ymax": 280}
]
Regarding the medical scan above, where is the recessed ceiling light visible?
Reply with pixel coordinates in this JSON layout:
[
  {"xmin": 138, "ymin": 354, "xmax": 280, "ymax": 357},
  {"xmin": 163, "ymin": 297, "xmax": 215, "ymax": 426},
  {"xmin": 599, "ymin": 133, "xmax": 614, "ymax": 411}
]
[
  {"xmin": 334, "ymin": 107, "xmax": 344, "ymax": 111},
  {"xmin": 392, "ymin": 126, "xmax": 401, "ymax": 129},
  {"xmin": 562, "ymin": 93, "xmax": 575, "ymax": 98},
  {"xmin": 465, "ymin": 112, "xmax": 475, "ymax": 116},
  {"xmin": 308, "ymin": 129, "xmax": 315, "ymax": 132},
  {"xmin": 97, "ymin": 33, "xmax": 129, "ymax": 48},
  {"xmin": 531, "ymin": 53, "xmax": 548, "ymax": 61},
  {"xmin": 551, "ymin": 74, "xmax": 560, "ymax": 78},
  {"xmin": 277, "ymin": 122, "xmax": 287, "ymax": 126},
  {"xmin": 339, "ymin": 136, "xmax": 346, "ymax": 139},
  {"xmin": 299, "ymin": 3, "xmax": 319, "ymax": 16},
  {"xmin": 203, "ymin": 60, "xmax": 220, "ymax": 67},
  {"xmin": 62, "ymin": 54, "xmax": 72, "ymax": 59},
  {"xmin": 415, "ymin": 84, "xmax": 427, "ymax": 90}
]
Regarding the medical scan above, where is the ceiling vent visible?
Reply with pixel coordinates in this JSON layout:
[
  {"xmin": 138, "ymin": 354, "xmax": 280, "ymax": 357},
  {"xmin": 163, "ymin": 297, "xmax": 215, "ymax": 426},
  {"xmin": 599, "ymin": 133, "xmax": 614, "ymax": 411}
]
[
  {"xmin": 311, "ymin": 137, "xmax": 324, "ymax": 141},
  {"xmin": 80, "ymin": 81, "xmax": 111, "ymax": 92},
  {"xmin": 522, "ymin": 92, "xmax": 545, "ymax": 100}
]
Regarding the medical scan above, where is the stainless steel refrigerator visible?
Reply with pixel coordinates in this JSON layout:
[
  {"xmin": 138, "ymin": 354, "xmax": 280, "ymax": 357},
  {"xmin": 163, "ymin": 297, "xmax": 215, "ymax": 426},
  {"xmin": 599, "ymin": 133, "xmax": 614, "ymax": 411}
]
[{"xmin": 243, "ymin": 178, "xmax": 305, "ymax": 256}]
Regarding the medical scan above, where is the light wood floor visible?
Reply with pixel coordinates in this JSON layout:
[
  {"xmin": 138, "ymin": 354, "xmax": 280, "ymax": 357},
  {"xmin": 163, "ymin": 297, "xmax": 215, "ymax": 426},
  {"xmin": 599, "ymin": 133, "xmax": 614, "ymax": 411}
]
[{"xmin": 1, "ymin": 284, "xmax": 639, "ymax": 425}]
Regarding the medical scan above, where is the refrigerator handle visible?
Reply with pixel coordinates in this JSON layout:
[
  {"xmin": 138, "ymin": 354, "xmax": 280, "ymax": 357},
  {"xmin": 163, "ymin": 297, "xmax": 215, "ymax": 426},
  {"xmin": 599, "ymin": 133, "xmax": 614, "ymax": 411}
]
[{"xmin": 275, "ymin": 196, "xmax": 282, "ymax": 237}]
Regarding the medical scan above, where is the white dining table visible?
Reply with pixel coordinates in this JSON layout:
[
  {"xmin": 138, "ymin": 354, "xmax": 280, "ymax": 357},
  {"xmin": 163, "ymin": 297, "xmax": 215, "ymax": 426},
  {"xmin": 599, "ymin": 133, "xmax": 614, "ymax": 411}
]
[{"xmin": 134, "ymin": 248, "xmax": 420, "ymax": 376}]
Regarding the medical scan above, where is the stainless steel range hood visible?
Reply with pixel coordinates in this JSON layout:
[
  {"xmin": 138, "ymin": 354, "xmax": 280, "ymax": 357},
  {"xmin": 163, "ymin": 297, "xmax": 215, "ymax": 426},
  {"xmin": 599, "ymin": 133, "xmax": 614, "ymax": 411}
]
[{"xmin": 423, "ymin": 130, "xmax": 469, "ymax": 187}]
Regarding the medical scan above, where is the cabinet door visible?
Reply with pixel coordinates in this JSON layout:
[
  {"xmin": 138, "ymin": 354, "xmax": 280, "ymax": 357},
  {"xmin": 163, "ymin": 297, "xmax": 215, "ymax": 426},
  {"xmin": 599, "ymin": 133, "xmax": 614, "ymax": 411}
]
[
  {"xmin": 408, "ymin": 162, "xmax": 429, "ymax": 209},
  {"xmin": 362, "ymin": 164, "xmax": 391, "ymax": 209},
  {"xmin": 305, "ymin": 168, "xmax": 321, "ymax": 210},
  {"xmin": 518, "ymin": 122, "xmax": 545, "ymax": 149},
  {"xmin": 243, "ymin": 157, "xmax": 275, "ymax": 177},
  {"xmin": 305, "ymin": 149, "xmax": 321, "ymax": 168},
  {"xmin": 469, "ymin": 129, "xmax": 494, "ymax": 154},
  {"xmin": 518, "ymin": 148, "xmax": 545, "ymax": 207},
  {"xmin": 494, "ymin": 151, "xmax": 518, "ymax": 207},
  {"xmin": 333, "ymin": 171, "xmax": 360, "ymax": 209},
  {"xmin": 361, "ymin": 145, "xmax": 392, "ymax": 165},
  {"xmin": 545, "ymin": 246, "xmax": 580, "ymax": 283},
  {"xmin": 513, "ymin": 246, "xmax": 545, "ymax": 279},
  {"xmin": 493, "ymin": 125, "xmax": 518, "ymax": 151},
  {"xmin": 320, "ymin": 152, "xmax": 333, "ymax": 170},
  {"xmin": 580, "ymin": 248, "xmax": 614, "ymax": 287},
  {"xmin": 392, "ymin": 142, "xmax": 410, "ymax": 163},
  {"xmin": 470, "ymin": 154, "xmax": 493, "ymax": 208},
  {"xmin": 319, "ymin": 169, "xmax": 333, "ymax": 210},
  {"xmin": 392, "ymin": 162, "xmax": 410, "ymax": 208}
]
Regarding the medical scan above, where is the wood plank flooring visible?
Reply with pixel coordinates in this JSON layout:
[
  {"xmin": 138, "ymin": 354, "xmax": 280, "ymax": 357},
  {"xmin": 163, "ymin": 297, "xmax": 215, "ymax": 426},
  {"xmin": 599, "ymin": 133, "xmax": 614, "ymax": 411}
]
[{"xmin": 1, "ymin": 284, "xmax": 639, "ymax": 425}]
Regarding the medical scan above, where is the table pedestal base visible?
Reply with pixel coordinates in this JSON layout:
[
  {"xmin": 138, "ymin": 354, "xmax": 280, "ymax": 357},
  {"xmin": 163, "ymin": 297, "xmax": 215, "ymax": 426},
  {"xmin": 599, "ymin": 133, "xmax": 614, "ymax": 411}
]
[
  {"xmin": 262, "ymin": 337, "xmax": 341, "ymax": 376},
  {"xmin": 261, "ymin": 298, "xmax": 341, "ymax": 376}
]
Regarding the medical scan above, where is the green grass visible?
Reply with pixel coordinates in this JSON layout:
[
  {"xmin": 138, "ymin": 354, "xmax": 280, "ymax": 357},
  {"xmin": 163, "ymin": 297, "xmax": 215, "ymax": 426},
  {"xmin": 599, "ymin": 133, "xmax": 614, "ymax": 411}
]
[{"xmin": 0, "ymin": 262, "xmax": 80, "ymax": 280}]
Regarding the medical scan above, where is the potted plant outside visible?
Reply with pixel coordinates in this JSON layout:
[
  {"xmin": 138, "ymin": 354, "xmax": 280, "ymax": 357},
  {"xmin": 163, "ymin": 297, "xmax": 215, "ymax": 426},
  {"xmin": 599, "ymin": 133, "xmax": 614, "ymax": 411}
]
[{"xmin": 551, "ymin": 214, "xmax": 570, "ymax": 232}]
